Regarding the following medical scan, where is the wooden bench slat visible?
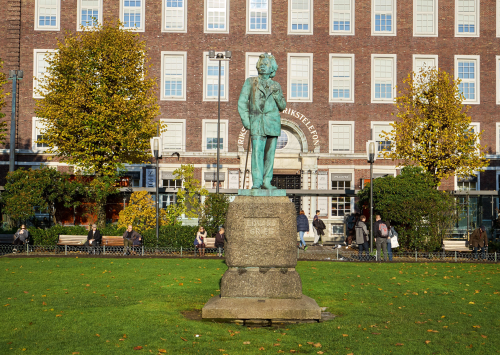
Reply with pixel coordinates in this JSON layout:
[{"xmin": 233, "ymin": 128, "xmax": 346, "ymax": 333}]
[
  {"xmin": 102, "ymin": 236, "xmax": 125, "ymax": 246},
  {"xmin": 57, "ymin": 235, "xmax": 87, "ymax": 246}
]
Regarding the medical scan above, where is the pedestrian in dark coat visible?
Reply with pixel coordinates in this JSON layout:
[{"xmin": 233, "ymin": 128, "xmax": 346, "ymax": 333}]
[
  {"xmin": 297, "ymin": 210, "xmax": 309, "ymax": 250},
  {"xmin": 470, "ymin": 225, "xmax": 488, "ymax": 260}
]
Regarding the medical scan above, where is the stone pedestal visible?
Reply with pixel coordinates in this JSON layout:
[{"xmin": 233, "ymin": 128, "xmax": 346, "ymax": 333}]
[{"xmin": 202, "ymin": 195, "xmax": 321, "ymax": 320}]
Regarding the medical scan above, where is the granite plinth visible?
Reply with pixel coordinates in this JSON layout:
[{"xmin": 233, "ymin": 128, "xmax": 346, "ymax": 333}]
[
  {"xmin": 221, "ymin": 268, "xmax": 302, "ymax": 299},
  {"xmin": 202, "ymin": 295, "xmax": 322, "ymax": 320},
  {"xmin": 238, "ymin": 189, "xmax": 286, "ymax": 197},
  {"xmin": 225, "ymin": 196, "xmax": 297, "ymax": 268}
]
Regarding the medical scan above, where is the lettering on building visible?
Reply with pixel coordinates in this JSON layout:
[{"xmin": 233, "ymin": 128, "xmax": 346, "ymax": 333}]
[{"xmin": 281, "ymin": 108, "xmax": 320, "ymax": 146}]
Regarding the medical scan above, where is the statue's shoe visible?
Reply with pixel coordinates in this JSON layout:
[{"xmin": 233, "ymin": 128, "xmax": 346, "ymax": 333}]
[{"xmin": 261, "ymin": 184, "xmax": 277, "ymax": 190}]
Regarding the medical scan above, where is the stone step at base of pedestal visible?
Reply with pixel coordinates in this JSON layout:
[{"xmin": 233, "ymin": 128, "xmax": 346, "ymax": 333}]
[{"xmin": 201, "ymin": 295, "xmax": 322, "ymax": 320}]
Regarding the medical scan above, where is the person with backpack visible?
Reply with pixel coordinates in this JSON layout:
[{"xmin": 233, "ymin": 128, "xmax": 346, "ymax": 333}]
[
  {"xmin": 355, "ymin": 215, "xmax": 370, "ymax": 261},
  {"xmin": 312, "ymin": 210, "xmax": 326, "ymax": 246},
  {"xmin": 374, "ymin": 214, "xmax": 390, "ymax": 261}
]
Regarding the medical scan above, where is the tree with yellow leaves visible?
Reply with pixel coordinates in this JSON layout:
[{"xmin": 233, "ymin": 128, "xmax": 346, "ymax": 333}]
[
  {"xmin": 118, "ymin": 191, "xmax": 172, "ymax": 233},
  {"xmin": 383, "ymin": 68, "xmax": 488, "ymax": 186},
  {"xmin": 34, "ymin": 21, "xmax": 161, "ymax": 226},
  {"xmin": 0, "ymin": 58, "xmax": 8, "ymax": 145}
]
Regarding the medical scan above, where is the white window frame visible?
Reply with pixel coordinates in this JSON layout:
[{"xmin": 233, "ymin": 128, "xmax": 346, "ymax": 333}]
[
  {"xmin": 205, "ymin": 0, "xmax": 230, "ymax": 34},
  {"xmin": 469, "ymin": 122, "xmax": 480, "ymax": 146},
  {"xmin": 35, "ymin": 0, "xmax": 61, "ymax": 31},
  {"xmin": 202, "ymin": 168, "xmax": 228, "ymax": 189},
  {"xmin": 247, "ymin": 0, "xmax": 271, "ymax": 34},
  {"xmin": 371, "ymin": 54, "xmax": 396, "ymax": 104},
  {"xmin": 160, "ymin": 118, "xmax": 186, "ymax": 152},
  {"xmin": 412, "ymin": 54, "xmax": 438, "ymax": 82},
  {"xmin": 455, "ymin": 0, "xmax": 479, "ymax": 37},
  {"xmin": 454, "ymin": 173, "xmax": 480, "ymax": 190},
  {"xmin": 160, "ymin": 51, "xmax": 187, "ymax": 101},
  {"xmin": 33, "ymin": 49, "xmax": 57, "ymax": 99},
  {"xmin": 245, "ymin": 52, "xmax": 262, "ymax": 79},
  {"xmin": 454, "ymin": 55, "xmax": 480, "ymax": 105},
  {"xmin": 288, "ymin": 0, "xmax": 313, "ymax": 35},
  {"xmin": 287, "ymin": 53, "xmax": 313, "ymax": 103},
  {"xmin": 496, "ymin": 122, "xmax": 500, "ymax": 155},
  {"xmin": 371, "ymin": 121, "xmax": 394, "ymax": 155},
  {"xmin": 32, "ymin": 117, "xmax": 49, "ymax": 152},
  {"xmin": 203, "ymin": 51, "xmax": 229, "ymax": 102},
  {"xmin": 371, "ymin": 0, "xmax": 396, "ymax": 36},
  {"xmin": 497, "ymin": 0, "xmax": 500, "ymax": 37},
  {"xmin": 328, "ymin": 168, "xmax": 354, "ymax": 219},
  {"xmin": 329, "ymin": 53, "xmax": 354, "ymax": 103},
  {"xmin": 330, "ymin": 0, "xmax": 355, "ymax": 35},
  {"xmin": 202, "ymin": 119, "xmax": 229, "ymax": 153},
  {"xmin": 120, "ymin": 0, "xmax": 145, "ymax": 32},
  {"xmin": 329, "ymin": 121, "xmax": 354, "ymax": 154},
  {"xmin": 413, "ymin": 0, "xmax": 438, "ymax": 37},
  {"xmin": 77, "ymin": 0, "xmax": 103, "ymax": 30},
  {"xmin": 162, "ymin": 0, "xmax": 187, "ymax": 33},
  {"xmin": 496, "ymin": 55, "xmax": 500, "ymax": 104}
]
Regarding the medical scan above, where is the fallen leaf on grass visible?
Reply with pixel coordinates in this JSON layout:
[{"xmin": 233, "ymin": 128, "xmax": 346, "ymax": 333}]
[
  {"xmin": 481, "ymin": 335, "xmax": 487, "ymax": 338},
  {"xmin": 290, "ymin": 351, "xmax": 297, "ymax": 353},
  {"xmin": 473, "ymin": 325, "xmax": 481, "ymax": 328},
  {"xmin": 372, "ymin": 332, "xmax": 381, "ymax": 335},
  {"xmin": 313, "ymin": 343, "xmax": 322, "ymax": 348},
  {"xmin": 317, "ymin": 352, "xmax": 324, "ymax": 355},
  {"xmin": 274, "ymin": 344, "xmax": 280, "ymax": 346},
  {"xmin": 243, "ymin": 341, "xmax": 250, "ymax": 345},
  {"xmin": 180, "ymin": 337, "xmax": 187, "ymax": 342},
  {"xmin": 4, "ymin": 304, "xmax": 9, "ymax": 307},
  {"xmin": 218, "ymin": 350, "xmax": 225, "ymax": 352},
  {"xmin": 158, "ymin": 349, "xmax": 167, "ymax": 353},
  {"xmin": 342, "ymin": 334, "xmax": 349, "ymax": 337},
  {"xmin": 425, "ymin": 340, "xmax": 431, "ymax": 344},
  {"xmin": 259, "ymin": 347, "xmax": 265, "ymax": 350},
  {"xmin": 123, "ymin": 334, "xmax": 127, "ymax": 338},
  {"xmin": 24, "ymin": 291, "xmax": 28, "ymax": 294},
  {"xmin": 395, "ymin": 343, "xmax": 404, "ymax": 346},
  {"xmin": 56, "ymin": 314, "xmax": 62, "ymax": 317},
  {"xmin": 119, "ymin": 339, "xmax": 125, "ymax": 341},
  {"xmin": 427, "ymin": 330, "xmax": 439, "ymax": 333},
  {"xmin": 96, "ymin": 334, "xmax": 100, "ymax": 337},
  {"xmin": 133, "ymin": 346, "xmax": 143, "ymax": 350}
]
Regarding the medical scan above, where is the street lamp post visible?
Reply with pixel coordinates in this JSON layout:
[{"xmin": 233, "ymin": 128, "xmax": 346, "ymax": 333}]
[
  {"xmin": 7, "ymin": 70, "xmax": 23, "ymax": 172},
  {"xmin": 366, "ymin": 141, "xmax": 377, "ymax": 252},
  {"xmin": 208, "ymin": 50, "xmax": 231, "ymax": 194},
  {"xmin": 150, "ymin": 136, "xmax": 162, "ymax": 248}
]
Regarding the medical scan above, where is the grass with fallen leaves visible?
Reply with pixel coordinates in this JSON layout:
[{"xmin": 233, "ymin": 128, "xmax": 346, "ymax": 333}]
[{"xmin": 1, "ymin": 257, "xmax": 499, "ymax": 354}]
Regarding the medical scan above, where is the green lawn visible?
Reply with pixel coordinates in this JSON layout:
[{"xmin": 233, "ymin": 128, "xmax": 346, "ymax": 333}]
[{"xmin": 1, "ymin": 257, "xmax": 499, "ymax": 354}]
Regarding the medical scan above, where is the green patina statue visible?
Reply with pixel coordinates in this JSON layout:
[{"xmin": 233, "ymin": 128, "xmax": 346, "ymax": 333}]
[{"xmin": 237, "ymin": 53, "xmax": 287, "ymax": 190}]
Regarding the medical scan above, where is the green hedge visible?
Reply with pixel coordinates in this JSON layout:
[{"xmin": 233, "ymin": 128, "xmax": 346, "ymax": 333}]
[{"xmin": 22, "ymin": 224, "xmax": 199, "ymax": 248}]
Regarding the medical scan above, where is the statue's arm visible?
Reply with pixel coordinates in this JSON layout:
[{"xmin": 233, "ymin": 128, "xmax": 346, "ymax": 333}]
[
  {"xmin": 237, "ymin": 79, "xmax": 251, "ymax": 130},
  {"xmin": 271, "ymin": 82, "xmax": 287, "ymax": 112}
]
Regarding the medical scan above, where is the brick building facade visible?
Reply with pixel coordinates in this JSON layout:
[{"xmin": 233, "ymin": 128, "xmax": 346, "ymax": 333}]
[{"xmin": 0, "ymin": 0, "xmax": 499, "ymax": 239}]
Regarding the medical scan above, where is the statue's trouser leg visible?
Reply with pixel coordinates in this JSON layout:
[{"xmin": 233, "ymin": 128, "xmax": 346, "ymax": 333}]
[
  {"xmin": 262, "ymin": 136, "xmax": 277, "ymax": 186},
  {"xmin": 251, "ymin": 136, "xmax": 266, "ymax": 188}
]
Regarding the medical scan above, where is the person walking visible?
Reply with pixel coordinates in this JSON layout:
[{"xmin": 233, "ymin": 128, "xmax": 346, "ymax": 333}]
[
  {"xmin": 194, "ymin": 226, "xmax": 207, "ymax": 257},
  {"xmin": 374, "ymin": 214, "xmax": 390, "ymax": 261},
  {"xmin": 215, "ymin": 227, "xmax": 225, "ymax": 257},
  {"xmin": 355, "ymin": 215, "xmax": 370, "ymax": 261},
  {"xmin": 13, "ymin": 225, "xmax": 29, "ymax": 253},
  {"xmin": 297, "ymin": 210, "xmax": 309, "ymax": 250},
  {"xmin": 470, "ymin": 225, "xmax": 488, "ymax": 260},
  {"xmin": 122, "ymin": 225, "xmax": 141, "ymax": 256},
  {"xmin": 85, "ymin": 224, "xmax": 102, "ymax": 254},
  {"xmin": 312, "ymin": 210, "xmax": 326, "ymax": 246}
]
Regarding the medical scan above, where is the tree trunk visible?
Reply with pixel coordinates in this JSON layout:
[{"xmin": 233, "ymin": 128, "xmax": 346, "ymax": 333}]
[{"xmin": 97, "ymin": 197, "xmax": 106, "ymax": 229}]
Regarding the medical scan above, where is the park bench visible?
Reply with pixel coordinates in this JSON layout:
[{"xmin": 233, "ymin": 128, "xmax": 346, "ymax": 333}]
[
  {"xmin": 205, "ymin": 237, "xmax": 216, "ymax": 249},
  {"xmin": 443, "ymin": 240, "xmax": 470, "ymax": 252},
  {"xmin": 102, "ymin": 236, "xmax": 124, "ymax": 247},
  {"xmin": 57, "ymin": 235, "xmax": 88, "ymax": 246},
  {"xmin": 0, "ymin": 234, "xmax": 14, "ymax": 244}
]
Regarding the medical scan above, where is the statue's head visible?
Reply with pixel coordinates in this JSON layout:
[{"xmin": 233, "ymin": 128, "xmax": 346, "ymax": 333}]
[{"xmin": 256, "ymin": 53, "xmax": 278, "ymax": 77}]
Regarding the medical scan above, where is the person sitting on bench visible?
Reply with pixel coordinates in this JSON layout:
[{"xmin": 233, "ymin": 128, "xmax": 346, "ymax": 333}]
[{"xmin": 13, "ymin": 225, "xmax": 30, "ymax": 253}]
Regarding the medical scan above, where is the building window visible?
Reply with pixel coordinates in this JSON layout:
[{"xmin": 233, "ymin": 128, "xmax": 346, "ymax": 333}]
[
  {"xmin": 412, "ymin": 54, "xmax": 438, "ymax": 75},
  {"xmin": 161, "ymin": 193, "xmax": 178, "ymax": 207},
  {"xmin": 33, "ymin": 49, "xmax": 56, "ymax": 99},
  {"xmin": 204, "ymin": 172, "xmax": 226, "ymax": 188},
  {"xmin": 245, "ymin": 52, "xmax": 261, "ymax": 78},
  {"xmin": 457, "ymin": 176, "xmax": 478, "ymax": 191},
  {"xmin": 287, "ymin": 54, "xmax": 313, "ymax": 102},
  {"xmin": 206, "ymin": 0, "xmax": 228, "ymax": 33},
  {"xmin": 330, "ymin": 0, "xmax": 354, "ymax": 35},
  {"xmin": 35, "ymin": 0, "xmax": 60, "ymax": 31},
  {"xmin": 371, "ymin": 54, "xmax": 396, "ymax": 103},
  {"xmin": 161, "ymin": 52, "xmax": 186, "ymax": 101},
  {"xmin": 78, "ymin": 0, "xmax": 102, "ymax": 29},
  {"xmin": 203, "ymin": 52, "xmax": 229, "ymax": 101},
  {"xmin": 497, "ymin": 56, "xmax": 500, "ymax": 104},
  {"xmin": 32, "ymin": 118, "xmax": 49, "ymax": 151},
  {"xmin": 161, "ymin": 119, "xmax": 185, "ymax": 152},
  {"xmin": 329, "ymin": 54, "xmax": 354, "ymax": 102},
  {"xmin": 163, "ymin": 0, "xmax": 186, "ymax": 32},
  {"xmin": 276, "ymin": 130, "xmax": 289, "ymax": 150},
  {"xmin": 331, "ymin": 178, "xmax": 352, "ymax": 217},
  {"xmin": 414, "ymin": 0, "xmax": 437, "ymax": 36},
  {"xmin": 203, "ymin": 119, "xmax": 228, "ymax": 152},
  {"xmin": 289, "ymin": 0, "xmax": 312, "ymax": 35},
  {"xmin": 120, "ymin": 0, "xmax": 145, "ymax": 31},
  {"xmin": 122, "ymin": 171, "xmax": 141, "ymax": 187},
  {"xmin": 456, "ymin": 0, "xmax": 478, "ymax": 37},
  {"xmin": 455, "ymin": 55, "xmax": 480, "ymax": 104},
  {"xmin": 372, "ymin": 122, "xmax": 393, "ymax": 153},
  {"xmin": 372, "ymin": 0, "xmax": 396, "ymax": 36},
  {"xmin": 329, "ymin": 122, "xmax": 354, "ymax": 153},
  {"xmin": 247, "ymin": 0, "xmax": 270, "ymax": 33},
  {"xmin": 163, "ymin": 178, "xmax": 183, "ymax": 188}
]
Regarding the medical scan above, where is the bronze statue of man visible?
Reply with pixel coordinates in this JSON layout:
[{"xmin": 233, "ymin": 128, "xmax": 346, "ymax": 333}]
[{"xmin": 237, "ymin": 53, "xmax": 287, "ymax": 189}]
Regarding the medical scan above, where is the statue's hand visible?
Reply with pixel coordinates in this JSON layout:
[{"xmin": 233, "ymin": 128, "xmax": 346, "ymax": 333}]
[{"xmin": 270, "ymin": 83, "xmax": 280, "ymax": 94}]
